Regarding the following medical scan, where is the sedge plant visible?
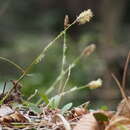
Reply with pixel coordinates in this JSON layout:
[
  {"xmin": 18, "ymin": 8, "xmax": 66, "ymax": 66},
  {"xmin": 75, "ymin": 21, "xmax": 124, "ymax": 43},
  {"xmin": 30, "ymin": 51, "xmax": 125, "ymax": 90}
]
[{"xmin": 0, "ymin": 9, "xmax": 101, "ymax": 108}]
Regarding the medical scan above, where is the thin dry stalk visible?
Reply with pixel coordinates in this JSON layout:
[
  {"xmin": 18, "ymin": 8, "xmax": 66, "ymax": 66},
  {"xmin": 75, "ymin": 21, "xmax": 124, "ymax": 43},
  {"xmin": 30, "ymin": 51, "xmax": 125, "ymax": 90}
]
[
  {"xmin": 122, "ymin": 51, "xmax": 130, "ymax": 89},
  {"xmin": 112, "ymin": 73, "xmax": 130, "ymax": 112}
]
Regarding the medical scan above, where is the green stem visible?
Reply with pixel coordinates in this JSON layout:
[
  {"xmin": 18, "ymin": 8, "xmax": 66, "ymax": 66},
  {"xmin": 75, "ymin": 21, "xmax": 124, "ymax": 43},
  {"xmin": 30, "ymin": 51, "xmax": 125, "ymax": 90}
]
[
  {"xmin": 0, "ymin": 20, "xmax": 77, "ymax": 105},
  {"xmin": 61, "ymin": 66, "xmax": 71, "ymax": 93},
  {"xmin": 46, "ymin": 53, "xmax": 83, "ymax": 95},
  {"xmin": 58, "ymin": 66, "xmax": 71, "ymax": 107},
  {"xmin": 16, "ymin": 20, "xmax": 77, "ymax": 83},
  {"xmin": 37, "ymin": 84, "xmax": 89, "ymax": 106},
  {"xmin": 59, "ymin": 84, "xmax": 90, "ymax": 97},
  {"xmin": 59, "ymin": 31, "xmax": 67, "ymax": 93}
]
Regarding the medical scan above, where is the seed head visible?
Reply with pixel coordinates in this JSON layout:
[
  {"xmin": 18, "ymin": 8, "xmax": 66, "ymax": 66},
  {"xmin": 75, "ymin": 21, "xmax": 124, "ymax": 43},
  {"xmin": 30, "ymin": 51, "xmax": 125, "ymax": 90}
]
[
  {"xmin": 88, "ymin": 79, "xmax": 103, "ymax": 89},
  {"xmin": 77, "ymin": 9, "xmax": 93, "ymax": 24},
  {"xmin": 64, "ymin": 15, "xmax": 69, "ymax": 29},
  {"xmin": 82, "ymin": 44, "xmax": 96, "ymax": 56}
]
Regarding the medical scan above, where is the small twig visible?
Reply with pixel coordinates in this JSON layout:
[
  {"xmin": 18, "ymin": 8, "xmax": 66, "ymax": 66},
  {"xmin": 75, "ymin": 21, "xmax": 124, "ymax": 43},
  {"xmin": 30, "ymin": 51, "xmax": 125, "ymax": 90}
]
[
  {"xmin": 112, "ymin": 73, "xmax": 130, "ymax": 111},
  {"xmin": 122, "ymin": 51, "xmax": 130, "ymax": 89},
  {"xmin": 112, "ymin": 73, "xmax": 127, "ymax": 100}
]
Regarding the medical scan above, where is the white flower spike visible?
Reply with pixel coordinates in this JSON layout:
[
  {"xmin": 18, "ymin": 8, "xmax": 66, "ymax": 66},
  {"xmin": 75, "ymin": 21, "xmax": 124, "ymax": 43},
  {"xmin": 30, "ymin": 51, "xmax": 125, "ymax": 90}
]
[
  {"xmin": 88, "ymin": 79, "xmax": 103, "ymax": 89},
  {"xmin": 77, "ymin": 9, "xmax": 93, "ymax": 24}
]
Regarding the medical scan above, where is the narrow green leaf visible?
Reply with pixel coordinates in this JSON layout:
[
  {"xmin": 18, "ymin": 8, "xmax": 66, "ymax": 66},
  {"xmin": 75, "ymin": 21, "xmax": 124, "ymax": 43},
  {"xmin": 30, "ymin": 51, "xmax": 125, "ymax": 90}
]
[
  {"xmin": 61, "ymin": 103, "xmax": 73, "ymax": 114},
  {"xmin": 49, "ymin": 95, "xmax": 61, "ymax": 109}
]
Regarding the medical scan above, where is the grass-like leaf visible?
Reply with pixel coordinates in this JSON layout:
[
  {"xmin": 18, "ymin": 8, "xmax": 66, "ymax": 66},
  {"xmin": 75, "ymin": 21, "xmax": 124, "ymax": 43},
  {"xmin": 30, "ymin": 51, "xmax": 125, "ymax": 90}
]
[{"xmin": 61, "ymin": 102, "xmax": 73, "ymax": 114}]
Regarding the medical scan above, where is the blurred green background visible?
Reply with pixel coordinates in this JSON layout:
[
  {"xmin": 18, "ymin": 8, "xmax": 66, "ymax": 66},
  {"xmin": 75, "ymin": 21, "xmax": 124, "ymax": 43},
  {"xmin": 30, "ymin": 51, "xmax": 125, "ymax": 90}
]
[{"xmin": 0, "ymin": 0, "xmax": 130, "ymax": 109}]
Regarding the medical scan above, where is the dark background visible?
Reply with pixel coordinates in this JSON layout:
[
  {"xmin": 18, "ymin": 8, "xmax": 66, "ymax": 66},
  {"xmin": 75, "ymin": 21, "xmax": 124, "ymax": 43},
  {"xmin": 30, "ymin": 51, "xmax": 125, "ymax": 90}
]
[{"xmin": 0, "ymin": 0, "xmax": 130, "ymax": 109}]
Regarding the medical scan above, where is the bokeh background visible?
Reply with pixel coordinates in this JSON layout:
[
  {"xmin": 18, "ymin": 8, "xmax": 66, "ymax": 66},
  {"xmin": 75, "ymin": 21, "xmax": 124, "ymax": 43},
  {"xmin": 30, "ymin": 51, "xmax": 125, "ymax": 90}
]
[{"xmin": 0, "ymin": 0, "xmax": 130, "ymax": 109}]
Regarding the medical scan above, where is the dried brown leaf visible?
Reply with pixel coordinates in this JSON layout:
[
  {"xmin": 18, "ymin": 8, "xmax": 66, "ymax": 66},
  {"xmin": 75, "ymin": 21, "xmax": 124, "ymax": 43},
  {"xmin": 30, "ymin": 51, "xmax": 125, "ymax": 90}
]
[
  {"xmin": 0, "ymin": 105, "xmax": 14, "ymax": 117},
  {"xmin": 73, "ymin": 110, "xmax": 112, "ymax": 130},
  {"xmin": 73, "ymin": 107, "xmax": 87, "ymax": 117},
  {"xmin": 117, "ymin": 97, "xmax": 130, "ymax": 118},
  {"xmin": 0, "ymin": 111, "xmax": 28, "ymax": 124},
  {"xmin": 10, "ymin": 80, "xmax": 22, "ymax": 103},
  {"xmin": 105, "ymin": 116, "xmax": 130, "ymax": 130},
  {"xmin": 73, "ymin": 113, "xmax": 100, "ymax": 130},
  {"xmin": 0, "ymin": 80, "xmax": 22, "ymax": 104}
]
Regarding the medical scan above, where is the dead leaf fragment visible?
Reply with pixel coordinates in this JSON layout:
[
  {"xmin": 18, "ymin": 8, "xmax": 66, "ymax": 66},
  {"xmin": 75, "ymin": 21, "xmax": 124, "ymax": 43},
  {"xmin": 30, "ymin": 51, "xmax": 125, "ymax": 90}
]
[
  {"xmin": 0, "ymin": 105, "xmax": 14, "ymax": 117},
  {"xmin": 117, "ymin": 97, "xmax": 130, "ymax": 118},
  {"xmin": 0, "ymin": 80, "xmax": 22, "ymax": 104},
  {"xmin": 73, "ymin": 113, "xmax": 100, "ymax": 130},
  {"xmin": 0, "ymin": 111, "xmax": 28, "ymax": 124},
  {"xmin": 10, "ymin": 80, "xmax": 22, "ymax": 103},
  {"xmin": 73, "ymin": 107, "xmax": 87, "ymax": 117},
  {"xmin": 105, "ymin": 116, "xmax": 130, "ymax": 130}
]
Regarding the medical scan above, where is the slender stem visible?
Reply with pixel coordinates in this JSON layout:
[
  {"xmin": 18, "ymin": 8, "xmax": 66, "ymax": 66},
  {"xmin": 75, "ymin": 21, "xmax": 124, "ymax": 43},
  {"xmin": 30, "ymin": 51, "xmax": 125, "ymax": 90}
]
[
  {"xmin": 36, "ymin": 98, "xmax": 42, "ymax": 106},
  {"xmin": 61, "ymin": 66, "xmax": 71, "ymax": 93},
  {"xmin": 0, "ymin": 57, "xmax": 24, "ymax": 73},
  {"xmin": 58, "ymin": 66, "xmax": 71, "ymax": 107},
  {"xmin": 53, "ymin": 84, "xmax": 90, "ymax": 100},
  {"xmin": 122, "ymin": 51, "xmax": 130, "ymax": 89},
  {"xmin": 46, "ymin": 54, "xmax": 83, "ymax": 95},
  {"xmin": 27, "ymin": 89, "xmax": 38, "ymax": 101},
  {"xmin": 0, "ymin": 20, "xmax": 77, "ymax": 105},
  {"xmin": 37, "ymin": 84, "xmax": 89, "ymax": 106},
  {"xmin": 112, "ymin": 73, "xmax": 127, "ymax": 100},
  {"xmin": 0, "ymin": 81, "xmax": 18, "ymax": 105},
  {"xmin": 59, "ymin": 31, "xmax": 67, "ymax": 93},
  {"xmin": 46, "ymin": 43, "xmax": 96, "ymax": 95},
  {"xmin": 46, "ymin": 44, "xmax": 96, "ymax": 94},
  {"xmin": 16, "ymin": 20, "xmax": 77, "ymax": 83}
]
